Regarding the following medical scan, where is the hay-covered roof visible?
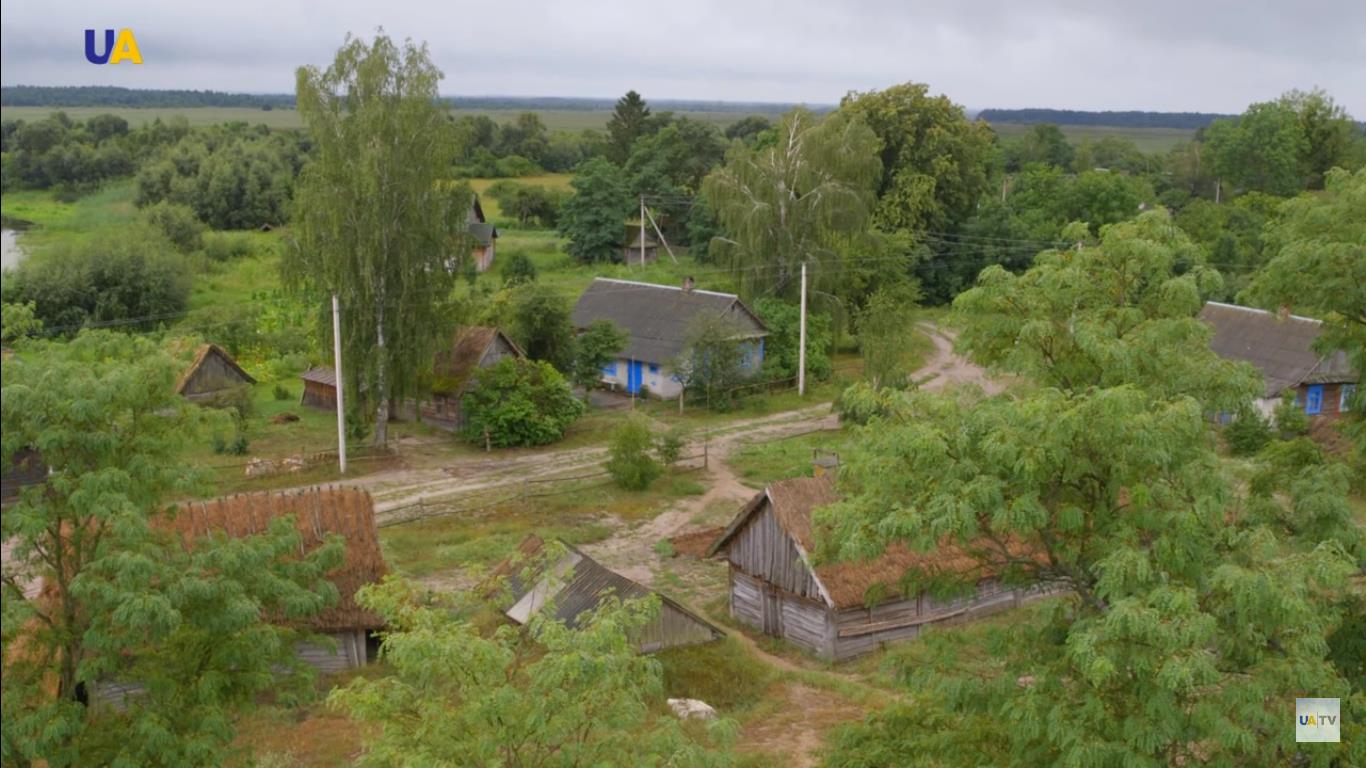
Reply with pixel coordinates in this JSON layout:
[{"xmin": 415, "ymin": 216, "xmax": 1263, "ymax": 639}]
[
  {"xmin": 710, "ymin": 476, "xmax": 1033, "ymax": 609},
  {"xmin": 1200, "ymin": 302, "xmax": 1356, "ymax": 397},
  {"xmin": 169, "ymin": 487, "xmax": 387, "ymax": 632},
  {"xmin": 431, "ymin": 326, "xmax": 523, "ymax": 395}
]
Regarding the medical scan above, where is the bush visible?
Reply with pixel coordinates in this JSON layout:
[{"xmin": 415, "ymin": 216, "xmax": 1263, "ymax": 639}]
[
  {"xmin": 202, "ymin": 232, "xmax": 254, "ymax": 262},
  {"xmin": 225, "ymin": 431, "xmax": 250, "ymax": 456},
  {"xmin": 500, "ymin": 251, "xmax": 538, "ymax": 286},
  {"xmin": 1273, "ymin": 391, "xmax": 1310, "ymax": 439},
  {"xmin": 833, "ymin": 381, "xmax": 897, "ymax": 425},
  {"xmin": 141, "ymin": 201, "xmax": 204, "ymax": 253},
  {"xmin": 656, "ymin": 427, "xmax": 686, "ymax": 465},
  {"xmin": 754, "ymin": 297, "xmax": 833, "ymax": 384},
  {"xmin": 607, "ymin": 416, "xmax": 662, "ymax": 491},
  {"xmin": 460, "ymin": 358, "xmax": 585, "ymax": 448},
  {"xmin": 1223, "ymin": 407, "xmax": 1272, "ymax": 456},
  {"xmin": 272, "ymin": 383, "xmax": 291, "ymax": 401}
]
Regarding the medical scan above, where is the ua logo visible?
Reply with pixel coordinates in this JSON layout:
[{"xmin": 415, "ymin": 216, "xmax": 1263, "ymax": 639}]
[{"xmin": 85, "ymin": 29, "xmax": 143, "ymax": 65}]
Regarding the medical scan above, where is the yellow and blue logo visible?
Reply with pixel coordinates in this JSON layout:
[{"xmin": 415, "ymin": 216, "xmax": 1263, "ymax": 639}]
[{"xmin": 84, "ymin": 29, "xmax": 143, "ymax": 65}]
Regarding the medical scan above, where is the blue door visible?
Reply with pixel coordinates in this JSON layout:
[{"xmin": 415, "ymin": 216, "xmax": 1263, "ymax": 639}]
[
  {"xmin": 1305, "ymin": 384, "xmax": 1323, "ymax": 415},
  {"xmin": 627, "ymin": 360, "xmax": 644, "ymax": 394}
]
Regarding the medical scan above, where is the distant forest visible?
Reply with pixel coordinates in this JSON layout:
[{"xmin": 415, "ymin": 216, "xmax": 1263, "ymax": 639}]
[
  {"xmin": 976, "ymin": 108, "xmax": 1235, "ymax": 129},
  {"xmin": 0, "ymin": 86, "xmax": 816, "ymax": 115}
]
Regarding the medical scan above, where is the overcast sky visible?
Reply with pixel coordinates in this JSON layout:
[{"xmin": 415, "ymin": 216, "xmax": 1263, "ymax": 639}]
[{"xmin": 2, "ymin": 0, "xmax": 1363, "ymax": 114}]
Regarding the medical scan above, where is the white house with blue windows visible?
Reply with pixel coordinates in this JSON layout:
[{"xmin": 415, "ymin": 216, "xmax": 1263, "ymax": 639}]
[
  {"xmin": 572, "ymin": 277, "xmax": 768, "ymax": 399},
  {"xmin": 1200, "ymin": 302, "xmax": 1358, "ymax": 421}
]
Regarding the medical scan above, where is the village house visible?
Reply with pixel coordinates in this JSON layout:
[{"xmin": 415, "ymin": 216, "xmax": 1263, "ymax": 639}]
[
  {"xmin": 707, "ymin": 475, "xmax": 1051, "ymax": 661},
  {"xmin": 491, "ymin": 534, "xmax": 723, "ymax": 653},
  {"xmin": 300, "ymin": 326, "xmax": 521, "ymax": 430},
  {"xmin": 468, "ymin": 196, "xmax": 498, "ymax": 273},
  {"xmin": 175, "ymin": 343, "xmax": 256, "ymax": 402},
  {"xmin": 1200, "ymin": 302, "xmax": 1357, "ymax": 419},
  {"xmin": 571, "ymin": 277, "xmax": 768, "ymax": 398}
]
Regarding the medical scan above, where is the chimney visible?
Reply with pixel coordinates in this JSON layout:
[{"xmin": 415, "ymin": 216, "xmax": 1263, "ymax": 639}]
[
  {"xmin": 682, "ymin": 276, "xmax": 695, "ymax": 293},
  {"xmin": 1277, "ymin": 305, "xmax": 1292, "ymax": 321}
]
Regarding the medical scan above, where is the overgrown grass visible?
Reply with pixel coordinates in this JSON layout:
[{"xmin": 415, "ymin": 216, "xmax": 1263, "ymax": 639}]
[
  {"xmin": 1, "ymin": 183, "xmax": 139, "ymax": 252},
  {"xmin": 657, "ymin": 637, "xmax": 780, "ymax": 713},
  {"xmin": 727, "ymin": 428, "xmax": 854, "ymax": 486}
]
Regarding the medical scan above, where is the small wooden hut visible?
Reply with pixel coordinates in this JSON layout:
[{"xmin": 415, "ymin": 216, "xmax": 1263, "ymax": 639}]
[
  {"xmin": 708, "ymin": 475, "xmax": 1051, "ymax": 661},
  {"xmin": 622, "ymin": 228, "xmax": 659, "ymax": 264},
  {"xmin": 491, "ymin": 535, "xmax": 722, "ymax": 653},
  {"xmin": 300, "ymin": 366, "xmax": 339, "ymax": 411},
  {"xmin": 468, "ymin": 196, "xmax": 498, "ymax": 272},
  {"xmin": 421, "ymin": 326, "xmax": 523, "ymax": 430},
  {"xmin": 168, "ymin": 487, "xmax": 388, "ymax": 672},
  {"xmin": 175, "ymin": 344, "xmax": 256, "ymax": 402}
]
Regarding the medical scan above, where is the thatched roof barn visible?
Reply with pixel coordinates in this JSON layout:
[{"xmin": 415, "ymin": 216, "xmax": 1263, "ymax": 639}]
[
  {"xmin": 708, "ymin": 475, "xmax": 1052, "ymax": 660},
  {"xmin": 171, "ymin": 487, "xmax": 387, "ymax": 671},
  {"xmin": 491, "ymin": 534, "xmax": 722, "ymax": 653},
  {"xmin": 175, "ymin": 343, "xmax": 256, "ymax": 401},
  {"xmin": 1200, "ymin": 301, "xmax": 1357, "ymax": 419},
  {"xmin": 420, "ymin": 326, "xmax": 524, "ymax": 429}
]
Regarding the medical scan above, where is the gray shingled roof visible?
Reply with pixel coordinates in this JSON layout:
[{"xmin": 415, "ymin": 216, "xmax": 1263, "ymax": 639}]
[
  {"xmin": 1199, "ymin": 302, "xmax": 1356, "ymax": 397},
  {"xmin": 468, "ymin": 221, "xmax": 497, "ymax": 246},
  {"xmin": 571, "ymin": 278, "xmax": 767, "ymax": 365}
]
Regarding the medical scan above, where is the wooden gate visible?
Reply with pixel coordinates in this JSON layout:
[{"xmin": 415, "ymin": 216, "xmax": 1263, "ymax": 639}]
[{"xmin": 761, "ymin": 585, "xmax": 783, "ymax": 636}]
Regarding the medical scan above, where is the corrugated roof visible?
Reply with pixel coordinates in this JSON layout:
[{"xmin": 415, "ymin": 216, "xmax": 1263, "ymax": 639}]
[
  {"xmin": 709, "ymin": 476, "xmax": 1038, "ymax": 609},
  {"xmin": 168, "ymin": 487, "xmax": 387, "ymax": 632},
  {"xmin": 1200, "ymin": 302, "xmax": 1356, "ymax": 397},
  {"xmin": 493, "ymin": 534, "xmax": 722, "ymax": 640},
  {"xmin": 571, "ymin": 278, "xmax": 767, "ymax": 365}
]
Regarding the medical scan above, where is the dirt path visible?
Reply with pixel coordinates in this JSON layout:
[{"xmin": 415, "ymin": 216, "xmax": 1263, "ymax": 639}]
[{"xmin": 914, "ymin": 322, "xmax": 1002, "ymax": 394}]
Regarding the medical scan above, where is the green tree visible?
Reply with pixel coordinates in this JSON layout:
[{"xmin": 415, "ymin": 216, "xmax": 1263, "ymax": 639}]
[
  {"xmin": 288, "ymin": 34, "xmax": 470, "ymax": 446},
  {"xmin": 0, "ymin": 301, "xmax": 43, "ymax": 344},
  {"xmin": 838, "ymin": 82, "xmax": 994, "ymax": 234},
  {"xmin": 569, "ymin": 319, "xmax": 628, "ymax": 394},
  {"xmin": 606, "ymin": 90, "xmax": 652, "ymax": 164},
  {"xmin": 820, "ymin": 385, "xmax": 1359, "ymax": 767},
  {"xmin": 508, "ymin": 283, "xmax": 575, "ymax": 371},
  {"xmin": 1206, "ymin": 101, "xmax": 1309, "ymax": 196},
  {"xmin": 855, "ymin": 283, "xmax": 923, "ymax": 388},
  {"xmin": 753, "ymin": 297, "xmax": 833, "ymax": 383},
  {"xmin": 607, "ymin": 415, "xmax": 663, "ymax": 490},
  {"xmin": 703, "ymin": 108, "xmax": 880, "ymax": 302},
  {"xmin": 499, "ymin": 250, "xmax": 538, "ymax": 286},
  {"xmin": 1, "ymin": 332, "xmax": 340, "ymax": 767},
  {"xmin": 559, "ymin": 158, "xmax": 633, "ymax": 263},
  {"xmin": 1004, "ymin": 123, "xmax": 1074, "ymax": 170},
  {"xmin": 459, "ymin": 357, "xmax": 584, "ymax": 447},
  {"xmin": 953, "ymin": 211, "xmax": 1260, "ymax": 411},
  {"xmin": 140, "ymin": 200, "xmax": 204, "ymax": 253},
  {"xmin": 724, "ymin": 115, "xmax": 772, "ymax": 143},
  {"xmin": 1280, "ymin": 88, "xmax": 1364, "ymax": 189},
  {"xmin": 672, "ymin": 314, "xmax": 751, "ymax": 411},
  {"xmin": 330, "ymin": 578, "xmax": 727, "ymax": 767}
]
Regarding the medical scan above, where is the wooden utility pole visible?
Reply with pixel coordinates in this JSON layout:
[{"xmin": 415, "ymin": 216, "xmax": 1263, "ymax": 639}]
[
  {"xmin": 642, "ymin": 202, "xmax": 678, "ymax": 263},
  {"xmin": 798, "ymin": 261, "xmax": 807, "ymax": 396},
  {"xmin": 331, "ymin": 294, "xmax": 347, "ymax": 474},
  {"xmin": 639, "ymin": 196, "xmax": 647, "ymax": 266}
]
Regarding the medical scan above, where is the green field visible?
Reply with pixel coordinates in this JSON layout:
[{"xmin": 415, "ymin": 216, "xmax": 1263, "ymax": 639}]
[
  {"xmin": 0, "ymin": 105, "xmax": 786, "ymax": 133},
  {"xmin": 988, "ymin": 121, "xmax": 1195, "ymax": 152}
]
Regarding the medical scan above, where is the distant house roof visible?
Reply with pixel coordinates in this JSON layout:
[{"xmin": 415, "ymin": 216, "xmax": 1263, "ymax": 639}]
[
  {"xmin": 491, "ymin": 534, "xmax": 723, "ymax": 649},
  {"xmin": 174, "ymin": 343, "xmax": 256, "ymax": 395},
  {"xmin": 301, "ymin": 366, "xmax": 338, "ymax": 387},
  {"xmin": 625, "ymin": 228, "xmax": 659, "ymax": 249},
  {"xmin": 1199, "ymin": 302, "xmax": 1356, "ymax": 398},
  {"xmin": 571, "ymin": 278, "xmax": 767, "ymax": 365},
  {"xmin": 431, "ymin": 326, "xmax": 523, "ymax": 395},
  {"xmin": 468, "ymin": 196, "xmax": 498, "ymax": 245},
  {"xmin": 708, "ymin": 476, "xmax": 1037, "ymax": 609},
  {"xmin": 169, "ymin": 487, "xmax": 387, "ymax": 633}
]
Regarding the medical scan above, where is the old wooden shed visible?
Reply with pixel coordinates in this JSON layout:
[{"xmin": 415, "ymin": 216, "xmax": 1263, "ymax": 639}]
[
  {"xmin": 492, "ymin": 534, "xmax": 722, "ymax": 653},
  {"xmin": 419, "ymin": 326, "xmax": 524, "ymax": 430},
  {"xmin": 708, "ymin": 475, "xmax": 1050, "ymax": 661},
  {"xmin": 175, "ymin": 344, "xmax": 256, "ymax": 402}
]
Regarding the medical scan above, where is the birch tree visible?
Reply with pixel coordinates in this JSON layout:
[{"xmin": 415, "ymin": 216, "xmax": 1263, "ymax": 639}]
[
  {"xmin": 288, "ymin": 34, "xmax": 470, "ymax": 445},
  {"xmin": 702, "ymin": 108, "xmax": 880, "ymax": 302}
]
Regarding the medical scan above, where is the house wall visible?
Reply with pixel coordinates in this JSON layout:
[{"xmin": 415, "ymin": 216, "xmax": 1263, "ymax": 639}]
[
  {"xmin": 724, "ymin": 505, "xmax": 826, "ymax": 602},
  {"xmin": 301, "ymin": 380, "xmax": 337, "ymax": 411},
  {"xmin": 1294, "ymin": 382, "xmax": 1355, "ymax": 419},
  {"xmin": 622, "ymin": 245, "xmax": 659, "ymax": 264},
  {"xmin": 599, "ymin": 358, "xmax": 685, "ymax": 399},
  {"xmin": 182, "ymin": 353, "xmax": 250, "ymax": 399},
  {"xmin": 473, "ymin": 242, "xmax": 495, "ymax": 273},
  {"xmin": 636, "ymin": 604, "xmax": 721, "ymax": 653}
]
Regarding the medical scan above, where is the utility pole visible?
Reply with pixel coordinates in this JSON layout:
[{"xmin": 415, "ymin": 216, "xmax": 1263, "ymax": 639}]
[
  {"xmin": 639, "ymin": 195, "xmax": 647, "ymax": 267},
  {"xmin": 798, "ymin": 261, "xmax": 807, "ymax": 396},
  {"xmin": 332, "ymin": 294, "xmax": 347, "ymax": 475}
]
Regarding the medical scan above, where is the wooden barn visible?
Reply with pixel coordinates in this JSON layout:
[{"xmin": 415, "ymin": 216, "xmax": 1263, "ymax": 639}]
[
  {"xmin": 300, "ymin": 366, "xmax": 339, "ymax": 411},
  {"xmin": 708, "ymin": 475, "xmax": 1051, "ymax": 661},
  {"xmin": 175, "ymin": 343, "xmax": 256, "ymax": 402},
  {"xmin": 1201, "ymin": 302, "xmax": 1357, "ymax": 420},
  {"xmin": 622, "ymin": 228, "xmax": 659, "ymax": 265},
  {"xmin": 167, "ymin": 487, "xmax": 388, "ymax": 673},
  {"xmin": 418, "ymin": 326, "xmax": 523, "ymax": 430},
  {"xmin": 468, "ymin": 196, "xmax": 498, "ymax": 273},
  {"xmin": 492, "ymin": 534, "xmax": 722, "ymax": 653}
]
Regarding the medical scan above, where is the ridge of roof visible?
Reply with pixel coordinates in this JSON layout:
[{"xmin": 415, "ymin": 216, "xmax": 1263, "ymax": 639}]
[
  {"xmin": 590, "ymin": 277, "xmax": 740, "ymax": 300},
  {"xmin": 1203, "ymin": 301, "xmax": 1323, "ymax": 325}
]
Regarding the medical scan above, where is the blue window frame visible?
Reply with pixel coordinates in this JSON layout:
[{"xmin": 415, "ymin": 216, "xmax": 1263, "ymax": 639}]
[
  {"xmin": 648, "ymin": 363, "xmax": 659, "ymax": 374},
  {"xmin": 1305, "ymin": 384, "xmax": 1324, "ymax": 415},
  {"xmin": 601, "ymin": 361, "xmax": 617, "ymax": 376},
  {"xmin": 1342, "ymin": 384, "xmax": 1356, "ymax": 412}
]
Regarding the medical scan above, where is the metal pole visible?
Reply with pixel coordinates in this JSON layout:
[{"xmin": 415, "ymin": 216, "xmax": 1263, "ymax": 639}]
[
  {"xmin": 332, "ymin": 294, "xmax": 347, "ymax": 475},
  {"xmin": 798, "ymin": 261, "xmax": 807, "ymax": 396}
]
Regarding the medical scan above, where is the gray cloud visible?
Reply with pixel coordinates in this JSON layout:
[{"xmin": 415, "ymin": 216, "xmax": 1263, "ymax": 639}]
[{"xmin": 2, "ymin": 0, "xmax": 1363, "ymax": 114}]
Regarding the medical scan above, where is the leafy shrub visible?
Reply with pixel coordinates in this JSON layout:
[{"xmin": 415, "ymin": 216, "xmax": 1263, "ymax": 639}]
[
  {"xmin": 141, "ymin": 201, "xmax": 204, "ymax": 253},
  {"xmin": 500, "ymin": 251, "xmax": 538, "ymax": 286},
  {"xmin": 754, "ymin": 297, "xmax": 833, "ymax": 383},
  {"xmin": 225, "ymin": 431, "xmax": 250, "ymax": 456},
  {"xmin": 202, "ymin": 232, "xmax": 254, "ymax": 262},
  {"xmin": 1273, "ymin": 391, "xmax": 1310, "ymax": 439},
  {"xmin": 607, "ymin": 416, "xmax": 662, "ymax": 490},
  {"xmin": 656, "ymin": 427, "xmax": 686, "ymax": 464},
  {"xmin": 460, "ymin": 358, "xmax": 585, "ymax": 447},
  {"xmin": 833, "ymin": 381, "xmax": 897, "ymax": 425},
  {"xmin": 1223, "ymin": 407, "xmax": 1272, "ymax": 456},
  {"xmin": 272, "ymin": 384, "xmax": 291, "ymax": 401}
]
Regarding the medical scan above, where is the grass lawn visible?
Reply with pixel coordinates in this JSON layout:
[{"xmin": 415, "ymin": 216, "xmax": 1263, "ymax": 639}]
[
  {"xmin": 726, "ymin": 427, "xmax": 855, "ymax": 487},
  {"xmin": 1, "ymin": 183, "xmax": 139, "ymax": 252}
]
